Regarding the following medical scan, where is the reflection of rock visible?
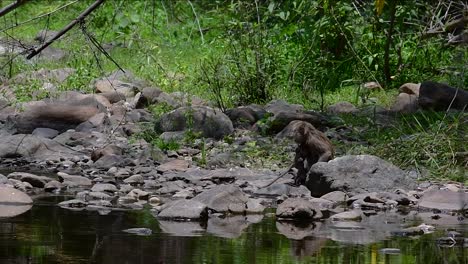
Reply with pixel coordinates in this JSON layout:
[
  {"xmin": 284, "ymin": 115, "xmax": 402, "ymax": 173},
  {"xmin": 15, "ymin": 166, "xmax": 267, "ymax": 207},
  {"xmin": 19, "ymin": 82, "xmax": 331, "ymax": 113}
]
[
  {"xmin": 122, "ymin": 228, "xmax": 152, "ymax": 236},
  {"xmin": 0, "ymin": 186, "xmax": 33, "ymax": 217},
  {"xmin": 158, "ymin": 220, "xmax": 206, "ymax": 237},
  {"xmin": 321, "ymin": 212, "xmax": 414, "ymax": 244},
  {"xmin": 207, "ymin": 215, "xmax": 262, "ymax": 238},
  {"xmin": 276, "ymin": 220, "xmax": 321, "ymax": 240},
  {"xmin": 0, "ymin": 204, "xmax": 33, "ymax": 217},
  {"xmin": 290, "ymin": 237, "xmax": 328, "ymax": 259}
]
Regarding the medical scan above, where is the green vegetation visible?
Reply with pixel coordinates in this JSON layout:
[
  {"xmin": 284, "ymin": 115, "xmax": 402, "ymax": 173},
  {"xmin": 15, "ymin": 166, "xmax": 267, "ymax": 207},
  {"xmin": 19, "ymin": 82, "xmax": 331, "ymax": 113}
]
[{"xmin": 0, "ymin": 0, "xmax": 466, "ymax": 181}]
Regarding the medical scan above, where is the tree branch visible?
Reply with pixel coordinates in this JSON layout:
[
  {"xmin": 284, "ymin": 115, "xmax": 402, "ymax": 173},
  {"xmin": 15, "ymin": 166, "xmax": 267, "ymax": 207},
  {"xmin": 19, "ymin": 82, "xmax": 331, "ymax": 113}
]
[
  {"xmin": 0, "ymin": 0, "xmax": 28, "ymax": 18},
  {"xmin": 26, "ymin": 0, "xmax": 105, "ymax": 60}
]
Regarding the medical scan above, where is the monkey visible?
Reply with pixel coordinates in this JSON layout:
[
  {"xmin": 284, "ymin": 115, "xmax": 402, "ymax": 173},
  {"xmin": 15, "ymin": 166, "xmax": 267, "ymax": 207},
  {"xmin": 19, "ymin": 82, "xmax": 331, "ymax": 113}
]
[{"xmin": 262, "ymin": 120, "xmax": 334, "ymax": 188}]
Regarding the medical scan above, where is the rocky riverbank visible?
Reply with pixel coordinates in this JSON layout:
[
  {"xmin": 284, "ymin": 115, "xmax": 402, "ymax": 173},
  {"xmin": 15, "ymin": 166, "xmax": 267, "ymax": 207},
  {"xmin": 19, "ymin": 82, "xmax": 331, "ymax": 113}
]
[{"xmin": 0, "ymin": 68, "xmax": 466, "ymax": 243}]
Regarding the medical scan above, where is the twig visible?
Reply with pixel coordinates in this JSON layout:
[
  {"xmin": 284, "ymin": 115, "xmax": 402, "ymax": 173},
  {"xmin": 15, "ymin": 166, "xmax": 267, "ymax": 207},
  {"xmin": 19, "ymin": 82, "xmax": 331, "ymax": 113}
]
[
  {"xmin": 187, "ymin": 0, "xmax": 204, "ymax": 44},
  {"xmin": 26, "ymin": 0, "xmax": 105, "ymax": 60},
  {"xmin": 0, "ymin": 1, "xmax": 79, "ymax": 34}
]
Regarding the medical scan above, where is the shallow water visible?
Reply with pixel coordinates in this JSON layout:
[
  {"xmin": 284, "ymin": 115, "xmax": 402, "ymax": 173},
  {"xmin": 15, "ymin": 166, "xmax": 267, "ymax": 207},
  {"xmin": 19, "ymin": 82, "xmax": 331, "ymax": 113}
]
[{"xmin": 0, "ymin": 196, "xmax": 467, "ymax": 264}]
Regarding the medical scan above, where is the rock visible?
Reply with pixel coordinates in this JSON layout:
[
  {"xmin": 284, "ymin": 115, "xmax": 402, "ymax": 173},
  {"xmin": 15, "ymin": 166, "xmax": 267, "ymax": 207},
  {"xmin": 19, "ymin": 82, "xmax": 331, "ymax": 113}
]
[
  {"xmin": 91, "ymin": 145, "xmax": 123, "ymax": 162},
  {"xmin": 419, "ymin": 81, "xmax": 468, "ymax": 111},
  {"xmin": 158, "ymin": 199, "xmax": 208, "ymax": 220},
  {"xmin": 127, "ymin": 189, "xmax": 149, "ymax": 200},
  {"xmin": 12, "ymin": 68, "xmax": 74, "ymax": 85},
  {"xmin": 172, "ymin": 188, "xmax": 196, "ymax": 199},
  {"xmin": 225, "ymin": 105, "xmax": 266, "ymax": 129},
  {"xmin": 327, "ymin": 102, "xmax": 358, "ymax": 114},
  {"xmin": 390, "ymin": 93, "xmax": 419, "ymax": 113},
  {"xmin": 418, "ymin": 189, "xmax": 468, "ymax": 212},
  {"xmin": 156, "ymin": 159, "xmax": 190, "ymax": 173},
  {"xmin": 399, "ymin": 83, "xmax": 420, "ymax": 96},
  {"xmin": 0, "ymin": 186, "xmax": 33, "ymax": 204},
  {"xmin": 0, "ymin": 186, "xmax": 33, "ymax": 217},
  {"xmin": 320, "ymin": 191, "xmax": 348, "ymax": 204},
  {"xmin": 265, "ymin": 100, "xmax": 304, "ymax": 115},
  {"xmin": 276, "ymin": 198, "xmax": 323, "ymax": 220},
  {"xmin": 57, "ymin": 172, "xmax": 92, "ymax": 187},
  {"xmin": 94, "ymin": 79, "xmax": 139, "ymax": 98},
  {"xmin": 123, "ymin": 174, "xmax": 144, "ymax": 184},
  {"xmin": 122, "ymin": 228, "xmax": 152, "ymax": 236},
  {"xmin": 32, "ymin": 127, "xmax": 59, "ymax": 139},
  {"xmin": 155, "ymin": 106, "xmax": 234, "ymax": 139},
  {"xmin": 10, "ymin": 103, "xmax": 100, "ymax": 133},
  {"xmin": 135, "ymin": 87, "xmax": 163, "ymax": 107},
  {"xmin": 91, "ymin": 183, "xmax": 118, "ymax": 193},
  {"xmin": 363, "ymin": 82, "xmax": 382, "ymax": 90},
  {"xmin": 93, "ymin": 154, "xmax": 127, "ymax": 169},
  {"xmin": 7, "ymin": 172, "xmax": 50, "ymax": 188},
  {"xmin": 331, "ymin": 210, "xmax": 362, "ymax": 221},
  {"xmin": 306, "ymin": 155, "xmax": 417, "ymax": 197},
  {"xmin": 0, "ymin": 134, "xmax": 81, "ymax": 161},
  {"xmin": 35, "ymin": 29, "xmax": 59, "ymax": 42},
  {"xmin": 193, "ymin": 184, "xmax": 252, "ymax": 214},
  {"xmin": 265, "ymin": 111, "xmax": 327, "ymax": 134}
]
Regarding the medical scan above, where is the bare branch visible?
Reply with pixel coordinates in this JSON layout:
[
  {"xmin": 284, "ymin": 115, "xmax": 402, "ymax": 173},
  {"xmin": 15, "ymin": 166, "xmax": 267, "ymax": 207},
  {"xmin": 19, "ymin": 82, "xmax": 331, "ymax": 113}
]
[
  {"xmin": 0, "ymin": 0, "xmax": 28, "ymax": 18},
  {"xmin": 26, "ymin": 0, "xmax": 105, "ymax": 60}
]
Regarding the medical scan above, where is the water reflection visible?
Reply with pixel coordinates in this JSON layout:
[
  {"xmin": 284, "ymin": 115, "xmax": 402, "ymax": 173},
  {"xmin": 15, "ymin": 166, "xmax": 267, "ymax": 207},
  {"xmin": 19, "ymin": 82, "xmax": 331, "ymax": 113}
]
[{"xmin": 0, "ymin": 196, "xmax": 466, "ymax": 264}]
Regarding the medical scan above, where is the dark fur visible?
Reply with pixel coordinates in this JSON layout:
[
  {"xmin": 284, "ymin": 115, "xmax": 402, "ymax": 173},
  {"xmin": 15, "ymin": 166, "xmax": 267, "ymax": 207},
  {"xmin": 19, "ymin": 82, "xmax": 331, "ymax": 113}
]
[{"xmin": 290, "ymin": 121, "xmax": 334, "ymax": 185}]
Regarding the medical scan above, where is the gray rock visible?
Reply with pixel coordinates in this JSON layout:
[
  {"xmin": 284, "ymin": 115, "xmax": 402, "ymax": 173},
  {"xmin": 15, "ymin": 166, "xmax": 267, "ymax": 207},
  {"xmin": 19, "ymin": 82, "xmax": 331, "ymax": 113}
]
[
  {"xmin": 123, "ymin": 174, "xmax": 145, "ymax": 184},
  {"xmin": 10, "ymin": 102, "xmax": 101, "ymax": 134},
  {"xmin": 0, "ymin": 134, "xmax": 82, "ymax": 161},
  {"xmin": 91, "ymin": 183, "xmax": 118, "ymax": 193},
  {"xmin": 156, "ymin": 159, "xmax": 190, "ymax": 173},
  {"xmin": 418, "ymin": 189, "xmax": 468, "ymax": 212},
  {"xmin": 156, "ymin": 180, "xmax": 187, "ymax": 195},
  {"xmin": 57, "ymin": 172, "xmax": 92, "ymax": 187},
  {"xmin": 93, "ymin": 154, "xmax": 127, "ymax": 169},
  {"xmin": 276, "ymin": 198, "xmax": 323, "ymax": 220},
  {"xmin": 158, "ymin": 199, "xmax": 208, "ymax": 220},
  {"xmin": 156, "ymin": 106, "xmax": 234, "ymax": 139},
  {"xmin": 193, "ymin": 184, "xmax": 250, "ymax": 213},
  {"xmin": 327, "ymin": 102, "xmax": 358, "ymax": 114},
  {"xmin": 306, "ymin": 155, "xmax": 417, "ymax": 197},
  {"xmin": 32, "ymin": 127, "xmax": 59, "ymax": 139},
  {"xmin": 320, "ymin": 191, "xmax": 348, "ymax": 204},
  {"xmin": 265, "ymin": 100, "xmax": 304, "ymax": 115},
  {"xmin": 7, "ymin": 172, "xmax": 51, "ymax": 188},
  {"xmin": 0, "ymin": 186, "xmax": 33, "ymax": 204},
  {"xmin": 266, "ymin": 111, "xmax": 327, "ymax": 134},
  {"xmin": 331, "ymin": 210, "xmax": 363, "ymax": 221},
  {"xmin": 225, "ymin": 105, "xmax": 266, "ymax": 129}
]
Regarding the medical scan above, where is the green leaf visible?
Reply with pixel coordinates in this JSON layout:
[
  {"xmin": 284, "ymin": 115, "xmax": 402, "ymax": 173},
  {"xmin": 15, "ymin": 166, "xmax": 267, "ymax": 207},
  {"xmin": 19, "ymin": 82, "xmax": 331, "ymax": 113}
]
[{"xmin": 268, "ymin": 2, "xmax": 275, "ymax": 13}]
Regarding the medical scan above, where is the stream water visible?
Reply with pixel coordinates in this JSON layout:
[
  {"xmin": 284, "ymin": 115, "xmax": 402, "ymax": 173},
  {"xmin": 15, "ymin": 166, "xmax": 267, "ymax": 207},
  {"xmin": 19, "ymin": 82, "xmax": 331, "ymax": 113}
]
[{"xmin": 1, "ymin": 196, "xmax": 467, "ymax": 264}]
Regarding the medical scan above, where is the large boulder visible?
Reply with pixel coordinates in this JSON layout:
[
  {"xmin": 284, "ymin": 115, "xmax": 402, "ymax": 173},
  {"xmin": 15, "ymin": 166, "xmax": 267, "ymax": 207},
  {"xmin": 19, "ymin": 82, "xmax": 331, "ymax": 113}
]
[
  {"xmin": 225, "ymin": 104, "xmax": 267, "ymax": 129},
  {"xmin": 0, "ymin": 134, "xmax": 82, "ymax": 161},
  {"xmin": 11, "ymin": 104, "xmax": 100, "ymax": 133},
  {"xmin": 155, "ymin": 106, "xmax": 233, "ymax": 139},
  {"xmin": 418, "ymin": 189, "xmax": 468, "ymax": 212},
  {"xmin": 418, "ymin": 81, "xmax": 468, "ymax": 111},
  {"xmin": 305, "ymin": 155, "xmax": 417, "ymax": 197},
  {"xmin": 327, "ymin": 102, "xmax": 358, "ymax": 114}
]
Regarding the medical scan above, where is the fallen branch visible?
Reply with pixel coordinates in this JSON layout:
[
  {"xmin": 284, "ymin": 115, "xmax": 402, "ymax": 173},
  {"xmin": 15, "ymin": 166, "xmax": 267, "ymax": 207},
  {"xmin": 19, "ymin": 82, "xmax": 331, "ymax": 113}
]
[
  {"xmin": 421, "ymin": 15, "xmax": 468, "ymax": 39},
  {"xmin": 26, "ymin": 0, "xmax": 105, "ymax": 60},
  {"xmin": 0, "ymin": 0, "xmax": 28, "ymax": 18}
]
